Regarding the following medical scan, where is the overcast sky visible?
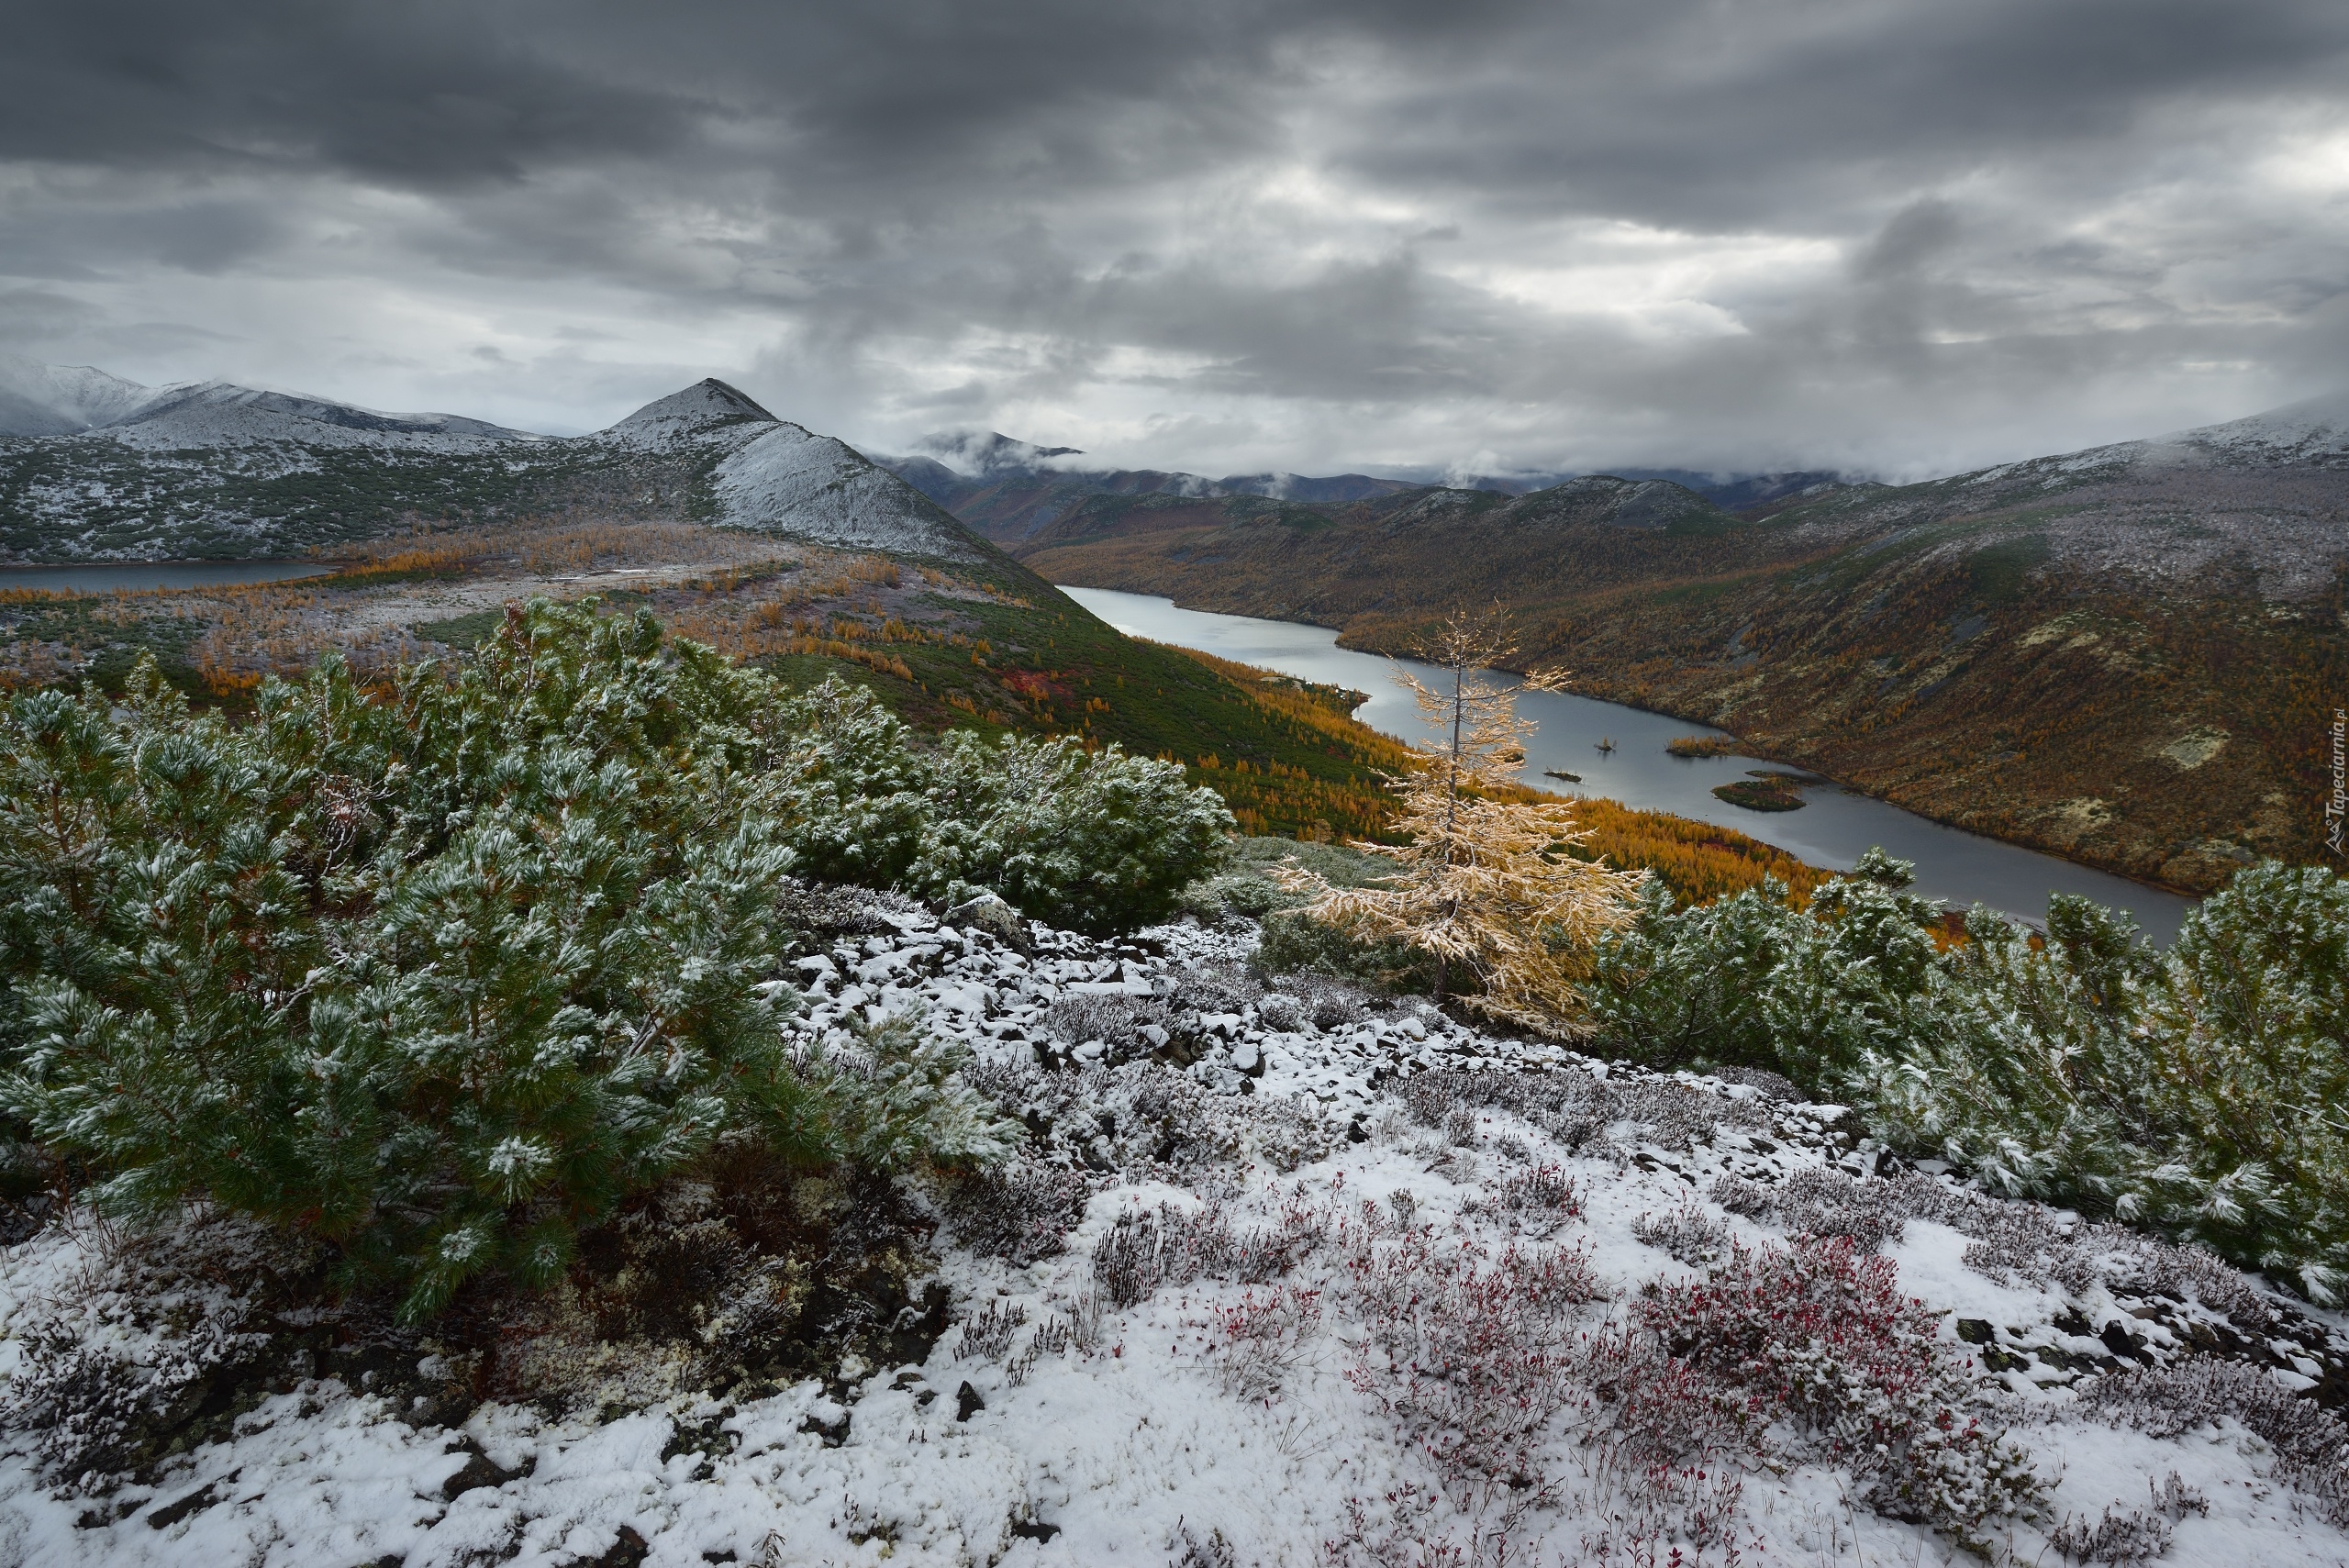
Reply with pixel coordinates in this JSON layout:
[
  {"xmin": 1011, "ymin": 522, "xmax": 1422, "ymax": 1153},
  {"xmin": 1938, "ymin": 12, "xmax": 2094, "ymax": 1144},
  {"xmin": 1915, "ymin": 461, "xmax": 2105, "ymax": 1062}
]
[{"xmin": 3, "ymin": 0, "xmax": 2345, "ymax": 480}]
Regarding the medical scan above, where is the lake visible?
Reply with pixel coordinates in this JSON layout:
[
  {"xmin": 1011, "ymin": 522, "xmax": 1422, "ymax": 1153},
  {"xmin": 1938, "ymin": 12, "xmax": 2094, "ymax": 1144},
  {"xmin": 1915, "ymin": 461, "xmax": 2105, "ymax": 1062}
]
[
  {"xmin": 0, "ymin": 562, "xmax": 335, "ymax": 594},
  {"xmin": 1065, "ymin": 585, "xmax": 2195, "ymax": 944}
]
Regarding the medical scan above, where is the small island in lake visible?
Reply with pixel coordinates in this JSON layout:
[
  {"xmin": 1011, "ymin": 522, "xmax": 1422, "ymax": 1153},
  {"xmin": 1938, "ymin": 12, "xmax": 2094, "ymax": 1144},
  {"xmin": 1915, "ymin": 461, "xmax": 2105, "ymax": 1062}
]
[{"xmin": 1713, "ymin": 770, "xmax": 1808, "ymax": 811}]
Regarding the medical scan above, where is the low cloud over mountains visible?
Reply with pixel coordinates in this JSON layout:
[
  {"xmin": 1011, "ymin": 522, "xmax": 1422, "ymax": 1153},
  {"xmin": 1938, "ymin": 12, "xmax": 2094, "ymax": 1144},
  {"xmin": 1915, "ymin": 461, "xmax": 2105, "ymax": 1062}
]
[{"xmin": 2, "ymin": 1, "xmax": 2346, "ymax": 479}]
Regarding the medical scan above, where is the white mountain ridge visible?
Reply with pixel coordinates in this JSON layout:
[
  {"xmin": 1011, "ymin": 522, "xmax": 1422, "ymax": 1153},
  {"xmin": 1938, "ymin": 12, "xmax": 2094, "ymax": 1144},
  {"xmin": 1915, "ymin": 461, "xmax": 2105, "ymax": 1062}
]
[
  {"xmin": 0, "ymin": 362, "xmax": 986, "ymax": 564},
  {"xmin": 4, "ymin": 351, "xmax": 2340, "ymax": 564},
  {"xmin": 0, "ymin": 353, "xmax": 166, "ymax": 438},
  {"xmin": 1944, "ymin": 389, "xmax": 2349, "ymax": 492}
]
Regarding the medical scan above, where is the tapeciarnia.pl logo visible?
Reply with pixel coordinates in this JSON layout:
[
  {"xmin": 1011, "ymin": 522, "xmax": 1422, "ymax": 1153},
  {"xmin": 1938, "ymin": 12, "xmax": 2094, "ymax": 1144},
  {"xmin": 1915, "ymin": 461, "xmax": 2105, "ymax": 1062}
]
[{"xmin": 2330, "ymin": 706, "xmax": 2347, "ymax": 856}]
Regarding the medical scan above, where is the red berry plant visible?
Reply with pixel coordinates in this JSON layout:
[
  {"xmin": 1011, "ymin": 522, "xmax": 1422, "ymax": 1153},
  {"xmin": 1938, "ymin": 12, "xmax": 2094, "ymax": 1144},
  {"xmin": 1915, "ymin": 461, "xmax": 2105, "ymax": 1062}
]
[
  {"xmin": 1342, "ymin": 1201, "xmax": 1611, "ymax": 1520},
  {"xmin": 1612, "ymin": 1236, "xmax": 2040, "ymax": 1540}
]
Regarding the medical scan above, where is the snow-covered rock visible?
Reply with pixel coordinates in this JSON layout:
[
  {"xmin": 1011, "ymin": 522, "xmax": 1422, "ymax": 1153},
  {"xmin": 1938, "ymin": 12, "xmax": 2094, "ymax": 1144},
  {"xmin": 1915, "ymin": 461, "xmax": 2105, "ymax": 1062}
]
[{"xmin": 7, "ymin": 906, "xmax": 2343, "ymax": 1565}]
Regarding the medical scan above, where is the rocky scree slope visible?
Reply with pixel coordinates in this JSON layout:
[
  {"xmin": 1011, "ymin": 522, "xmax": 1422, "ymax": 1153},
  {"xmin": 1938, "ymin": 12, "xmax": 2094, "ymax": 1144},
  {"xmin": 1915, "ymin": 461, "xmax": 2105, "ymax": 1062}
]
[
  {"xmin": 3, "ymin": 897, "xmax": 2346, "ymax": 1564},
  {"xmin": 1008, "ymin": 395, "xmax": 2349, "ymax": 893}
]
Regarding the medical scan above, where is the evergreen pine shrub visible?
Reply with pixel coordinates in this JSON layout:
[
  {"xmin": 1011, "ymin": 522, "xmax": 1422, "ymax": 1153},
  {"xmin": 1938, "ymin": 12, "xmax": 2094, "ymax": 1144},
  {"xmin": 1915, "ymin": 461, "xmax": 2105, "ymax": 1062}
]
[
  {"xmin": 1591, "ymin": 846, "xmax": 2349, "ymax": 1296},
  {"xmin": 0, "ymin": 600, "xmax": 1217, "ymax": 1318},
  {"xmin": 914, "ymin": 728, "xmax": 1230, "ymax": 933}
]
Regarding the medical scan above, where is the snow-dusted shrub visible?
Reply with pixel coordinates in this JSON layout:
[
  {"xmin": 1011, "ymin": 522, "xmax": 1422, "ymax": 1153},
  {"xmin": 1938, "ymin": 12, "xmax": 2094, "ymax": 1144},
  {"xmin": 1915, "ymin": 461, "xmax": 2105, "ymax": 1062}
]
[
  {"xmin": 1608, "ymin": 1075, "xmax": 1763, "ymax": 1153},
  {"xmin": 1093, "ymin": 1187, "xmax": 1332, "ymax": 1309},
  {"xmin": 1264, "ymin": 973, "xmax": 1371, "ymax": 1030},
  {"xmin": 2046, "ymin": 1473, "xmax": 2206, "ymax": 1565},
  {"xmin": 1252, "ymin": 908, "xmax": 1442, "ymax": 995},
  {"xmin": 2046, "ymin": 1502, "xmax": 2174, "ymax": 1564},
  {"xmin": 1598, "ymin": 843, "xmax": 2349, "ymax": 1295},
  {"xmin": 1094, "ymin": 1206, "xmax": 1213, "ymax": 1307},
  {"xmin": 771, "ymin": 875, "xmax": 926, "ymax": 941},
  {"xmin": 1493, "ymin": 1163, "xmax": 1581, "ymax": 1218},
  {"xmin": 958, "ymin": 1298, "xmax": 1027, "ymax": 1360},
  {"xmin": 1707, "ymin": 1062, "xmax": 1803, "ymax": 1102},
  {"xmin": 912, "ymin": 728, "xmax": 1232, "ymax": 934},
  {"xmin": 967, "ymin": 1057, "xmax": 1340, "ymax": 1178},
  {"xmin": 1041, "ymin": 991, "xmax": 1162, "ymax": 1056},
  {"xmin": 1175, "ymin": 868, "xmax": 1288, "ymax": 925},
  {"xmin": 0, "ymin": 1210, "xmax": 295, "ymax": 1488},
  {"xmin": 2080, "ymin": 1359, "xmax": 2349, "ymax": 1524},
  {"xmin": 8, "ymin": 1319, "xmax": 263, "ymax": 1490},
  {"xmin": 1738, "ymin": 1167, "xmax": 2282, "ymax": 1334},
  {"xmin": 1593, "ymin": 849, "xmax": 1943, "ymax": 1081},
  {"xmin": 942, "ymin": 1152, "xmax": 1094, "ymax": 1265},
  {"xmin": 1207, "ymin": 1283, "xmax": 1324, "ymax": 1400},
  {"xmin": 1631, "ymin": 1198, "xmax": 1732, "ymax": 1266},
  {"xmin": 1403, "ymin": 1067, "xmax": 1617, "ymax": 1154},
  {"xmin": 1775, "ymin": 1167, "xmax": 1909, "ymax": 1251},
  {"xmin": 1626, "ymin": 1236, "xmax": 2041, "ymax": 1535},
  {"xmin": 1172, "ymin": 1522, "xmax": 1241, "ymax": 1568},
  {"xmin": 0, "ymin": 604, "xmax": 1005, "ymax": 1320},
  {"xmin": 1168, "ymin": 962, "xmax": 1264, "ymax": 1018},
  {"xmin": 1709, "ymin": 1173, "xmax": 1776, "ymax": 1219}
]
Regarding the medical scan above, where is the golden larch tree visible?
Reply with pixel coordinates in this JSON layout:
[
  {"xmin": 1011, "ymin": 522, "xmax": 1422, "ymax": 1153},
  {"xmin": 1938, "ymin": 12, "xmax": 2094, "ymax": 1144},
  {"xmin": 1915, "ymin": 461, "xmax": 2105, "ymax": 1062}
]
[{"xmin": 1273, "ymin": 606, "xmax": 1648, "ymax": 1036}]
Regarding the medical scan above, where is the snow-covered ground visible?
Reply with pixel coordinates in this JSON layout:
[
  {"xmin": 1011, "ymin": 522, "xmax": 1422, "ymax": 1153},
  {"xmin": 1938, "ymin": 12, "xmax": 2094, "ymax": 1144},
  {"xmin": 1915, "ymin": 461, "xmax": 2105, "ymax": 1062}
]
[{"xmin": 2, "ymin": 903, "xmax": 2345, "ymax": 1567}]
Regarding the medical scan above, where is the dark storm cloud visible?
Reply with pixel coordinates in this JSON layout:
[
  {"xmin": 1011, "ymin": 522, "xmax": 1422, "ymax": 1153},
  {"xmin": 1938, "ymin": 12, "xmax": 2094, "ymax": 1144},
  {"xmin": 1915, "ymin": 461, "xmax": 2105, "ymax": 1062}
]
[
  {"xmin": 3, "ymin": 0, "xmax": 2344, "ymax": 473},
  {"xmin": 0, "ymin": 2, "xmax": 698, "ymax": 183}
]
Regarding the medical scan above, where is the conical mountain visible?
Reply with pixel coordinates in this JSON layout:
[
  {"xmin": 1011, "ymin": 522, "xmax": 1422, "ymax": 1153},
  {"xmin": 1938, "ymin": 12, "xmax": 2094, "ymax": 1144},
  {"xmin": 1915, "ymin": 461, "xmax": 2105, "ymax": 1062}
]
[{"xmin": 597, "ymin": 380, "xmax": 991, "ymax": 562}]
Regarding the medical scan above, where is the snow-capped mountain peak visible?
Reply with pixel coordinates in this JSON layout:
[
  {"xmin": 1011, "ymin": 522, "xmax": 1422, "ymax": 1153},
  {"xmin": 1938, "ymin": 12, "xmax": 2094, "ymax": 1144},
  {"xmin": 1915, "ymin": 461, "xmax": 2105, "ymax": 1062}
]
[
  {"xmin": 2149, "ymin": 388, "xmax": 2349, "ymax": 467},
  {"xmin": 0, "ymin": 353, "xmax": 161, "ymax": 436},
  {"xmin": 604, "ymin": 379, "xmax": 779, "ymax": 445},
  {"xmin": 113, "ymin": 380, "xmax": 540, "ymax": 446}
]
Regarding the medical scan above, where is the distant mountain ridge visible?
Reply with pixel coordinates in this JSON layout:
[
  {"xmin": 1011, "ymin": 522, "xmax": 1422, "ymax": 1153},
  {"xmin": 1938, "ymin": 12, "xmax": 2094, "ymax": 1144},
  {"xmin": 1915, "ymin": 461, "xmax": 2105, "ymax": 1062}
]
[
  {"xmin": 1009, "ymin": 391, "xmax": 2349, "ymax": 895},
  {"xmin": 0, "ymin": 355, "xmax": 540, "ymax": 446},
  {"xmin": 0, "ymin": 365, "xmax": 986, "ymax": 564},
  {"xmin": 881, "ymin": 428, "xmax": 1864, "ymax": 542},
  {"xmin": 879, "ymin": 431, "xmax": 1426, "ymax": 543}
]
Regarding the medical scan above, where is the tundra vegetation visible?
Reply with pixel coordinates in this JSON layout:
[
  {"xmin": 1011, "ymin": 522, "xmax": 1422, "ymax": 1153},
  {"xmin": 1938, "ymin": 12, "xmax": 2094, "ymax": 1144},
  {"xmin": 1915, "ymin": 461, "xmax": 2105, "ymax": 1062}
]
[
  {"xmin": 0, "ymin": 599, "xmax": 2343, "ymax": 1564},
  {"xmin": 1584, "ymin": 850, "xmax": 2349, "ymax": 1300},
  {"xmin": 0, "ymin": 600, "xmax": 1228, "ymax": 1319}
]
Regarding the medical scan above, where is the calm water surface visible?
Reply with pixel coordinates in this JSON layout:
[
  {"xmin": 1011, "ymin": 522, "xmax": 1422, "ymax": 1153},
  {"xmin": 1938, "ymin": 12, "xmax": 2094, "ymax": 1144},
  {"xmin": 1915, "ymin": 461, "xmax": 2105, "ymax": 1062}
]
[
  {"xmin": 1067, "ymin": 585, "xmax": 2194, "ymax": 943},
  {"xmin": 0, "ymin": 562, "xmax": 333, "ymax": 593}
]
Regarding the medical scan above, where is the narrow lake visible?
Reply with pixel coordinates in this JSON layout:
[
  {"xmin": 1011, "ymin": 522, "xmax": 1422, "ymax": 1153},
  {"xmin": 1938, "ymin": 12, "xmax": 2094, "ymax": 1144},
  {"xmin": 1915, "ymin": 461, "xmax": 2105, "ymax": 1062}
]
[
  {"xmin": 0, "ymin": 562, "xmax": 334, "ymax": 594},
  {"xmin": 1067, "ymin": 585, "xmax": 2195, "ymax": 944}
]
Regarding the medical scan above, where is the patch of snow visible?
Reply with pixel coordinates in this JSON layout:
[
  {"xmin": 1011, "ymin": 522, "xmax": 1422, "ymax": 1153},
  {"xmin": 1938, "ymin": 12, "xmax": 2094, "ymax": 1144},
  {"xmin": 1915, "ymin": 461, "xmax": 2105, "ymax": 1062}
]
[{"xmin": 5, "ymin": 906, "xmax": 2347, "ymax": 1565}]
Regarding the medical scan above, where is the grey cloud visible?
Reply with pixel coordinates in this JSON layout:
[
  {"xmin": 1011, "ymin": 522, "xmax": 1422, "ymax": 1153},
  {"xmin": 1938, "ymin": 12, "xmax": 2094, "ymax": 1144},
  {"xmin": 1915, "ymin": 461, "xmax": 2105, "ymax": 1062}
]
[{"xmin": 1, "ymin": 0, "xmax": 2343, "ymax": 475}]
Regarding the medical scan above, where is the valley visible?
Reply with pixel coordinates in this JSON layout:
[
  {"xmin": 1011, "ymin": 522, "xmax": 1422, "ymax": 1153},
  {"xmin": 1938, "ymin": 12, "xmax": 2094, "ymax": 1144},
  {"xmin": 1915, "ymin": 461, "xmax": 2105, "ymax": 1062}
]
[
  {"xmin": 0, "ymin": 368, "xmax": 1817, "ymax": 902},
  {"xmin": 985, "ymin": 399, "xmax": 2349, "ymax": 894}
]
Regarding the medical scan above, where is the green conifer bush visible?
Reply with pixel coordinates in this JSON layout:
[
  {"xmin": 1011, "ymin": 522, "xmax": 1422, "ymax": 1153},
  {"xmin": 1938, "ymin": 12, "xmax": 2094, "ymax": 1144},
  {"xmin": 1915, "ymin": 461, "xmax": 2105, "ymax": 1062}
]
[
  {"xmin": 914, "ymin": 727, "xmax": 1232, "ymax": 935},
  {"xmin": 1593, "ymin": 851, "xmax": 2349, "ymax": 1298},
  {"xmin": 0, "ymin": 600, "xmax": 1224, "ymax": 1318}
]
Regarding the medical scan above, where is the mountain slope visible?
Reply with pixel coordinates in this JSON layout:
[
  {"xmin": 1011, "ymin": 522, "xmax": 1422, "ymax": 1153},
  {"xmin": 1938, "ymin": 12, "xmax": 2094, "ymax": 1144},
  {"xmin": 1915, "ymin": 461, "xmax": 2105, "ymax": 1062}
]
[
  {"xmin": 0, "ymin": 354, "xmax": 161, "ymax": 436},
  {"xmin": 1009, "ymin": 395, "xmax": 2349, "ymax": 893},
  {"xmin": 0, "ymin": 363, "xmax": 1453, "ymax": 845},
  {"xmin": 1010, "ymin": 474, "xmax": 1746, "ymax": 624},
  {"xmin": 880, "ymin": 431, "xmax": 1848, "ymax": 546},
  {"xmin": 879, "ymin": 431, "xmax": 1427, "ymax": 545},
  {"xmin": 0, "ymin": 369, "xmax": 987, "ymax": 564}
]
